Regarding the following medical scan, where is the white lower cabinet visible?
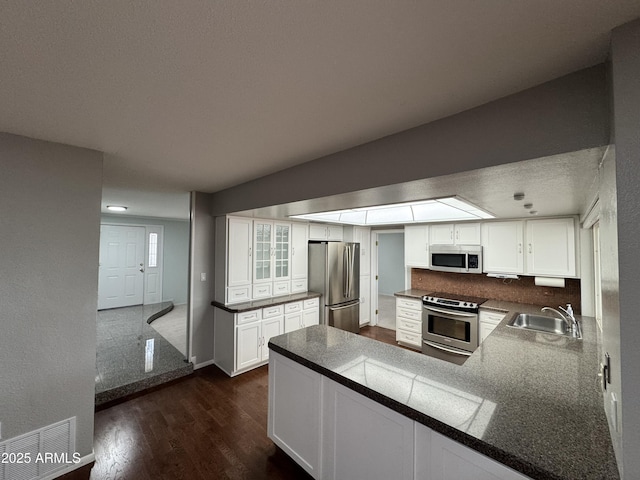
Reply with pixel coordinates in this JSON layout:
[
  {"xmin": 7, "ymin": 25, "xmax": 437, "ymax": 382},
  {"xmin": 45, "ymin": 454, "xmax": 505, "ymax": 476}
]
[
  {"xmin": 426, "ymin": 427, "xmax": 530, "ymax": 480},
  {"xmin": 322, "ymin": 378, "xmax": 415, "ymax": 480},
  {"xmin": 479, "ymin": 309, "xmax": 506, "ymax": 344},
  {"xmin": 268, "ymin": 351, "xmax": 533, "ymax": 480},
  {"xmin": 285, "ymin": 299, "xmax": 320, "ymax": 333},
  {"xmin": 236, "ymin": 313, "xmax": 283, "ymax": 371},
  {"xmin": 268, "ymin": 353, "xmax": 322, "ymax": 479},
  {"xmin": 396, "ymin": 296, "xmax": 423, "ymax": 350}
]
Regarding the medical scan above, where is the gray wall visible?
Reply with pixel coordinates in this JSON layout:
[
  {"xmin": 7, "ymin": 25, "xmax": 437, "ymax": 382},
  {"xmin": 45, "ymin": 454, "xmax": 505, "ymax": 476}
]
[
  {"xmin": 211, "ymin": 64, "xmax": 608, "ymax": 215},
  {"xmin": 100, "ymin": 215, "xmax": 190, "ymax": 304},
  {"xmin": 205, "ymin": 59, "xmax": 640, "ymax": 478},
  {"xmin": 378, "ymin": 233, "xmax": 405, "ymax": 296},
  {"xmin": 609, "ymin": 18, "xmax": 640, "ymax": 479},
  {"xmin": 189, "ymin": 192, "xmax": 215, "ymax": 367},
  {"xmin": 0, "ymin": 133, "xmax": 102, "ymax": 457}
]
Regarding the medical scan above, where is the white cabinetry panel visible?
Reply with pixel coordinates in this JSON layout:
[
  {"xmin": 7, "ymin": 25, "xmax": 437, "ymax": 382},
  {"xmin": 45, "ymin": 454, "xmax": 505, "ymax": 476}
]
[
  {"xmin": 291, "ymin": 222, "xmax": 309, "ymax": 292},
  {"xmin": 482, "ymin": 221, "xmax": 524, "ymax": 274},
  {"xmin": 430, "ymin": 223, "xmax": 481, "ymax": 246},
  {"xmin": 309, "ymin": 223, "xmax": 344, "ymax": 241},
  {"xmin": 227, "ymin": 217, "xmax": 253, "ymax": 289},
  {"xmin": 395, "ymin": 296, "xmax": 422, "ymax": 350},
  {"xmin": 404, "ymin": 225, "xmax": 430, "ymax": 268},
  {"xmin": 526, "ymin": 217, "xmax": 576, "ymax": 277},
  {"xmin": 322, "ymin": 379, "xmax": 414, "ymax": 480},
  {"xmin": 268, "ymin": 353, "xmax": 322, "ymax": 479},
  {"xmin": 429, "ymin": 429, "xmax": 530, "ymax": 480},
  {"xmin": 479, "ymin": 309, "xmax": 506, "ymax": 344}
]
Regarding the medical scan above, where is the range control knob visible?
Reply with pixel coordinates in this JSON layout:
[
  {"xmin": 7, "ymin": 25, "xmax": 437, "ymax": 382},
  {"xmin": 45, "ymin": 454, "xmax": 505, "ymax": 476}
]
[{"xmin": 463, "ymin": 302, "xmax": 468, "ymax": 306}]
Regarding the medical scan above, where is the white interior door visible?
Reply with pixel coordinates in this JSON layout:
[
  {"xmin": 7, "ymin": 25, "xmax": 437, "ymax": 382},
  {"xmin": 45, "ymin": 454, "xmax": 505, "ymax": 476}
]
[{"xmin": 98, "ymin": 225, "xmax": 145, "ymax": 310}]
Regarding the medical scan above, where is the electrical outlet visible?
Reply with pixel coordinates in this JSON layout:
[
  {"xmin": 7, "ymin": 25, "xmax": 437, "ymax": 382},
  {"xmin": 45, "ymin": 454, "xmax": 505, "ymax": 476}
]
[{"xmin": 200, "ymin": 272, "xmax": 207, "ymax": 281}]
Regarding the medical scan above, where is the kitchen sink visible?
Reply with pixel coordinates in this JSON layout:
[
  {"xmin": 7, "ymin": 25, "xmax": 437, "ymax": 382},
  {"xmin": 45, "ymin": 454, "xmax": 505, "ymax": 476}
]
[{"xmin": 507, "ymin": 313, "xmax": 581, "ymax": 338}]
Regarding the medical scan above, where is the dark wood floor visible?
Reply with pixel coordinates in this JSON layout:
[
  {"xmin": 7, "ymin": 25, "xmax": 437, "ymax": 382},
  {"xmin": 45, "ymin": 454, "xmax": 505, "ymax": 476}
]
[{"xmin": 61, "ymin": 326, "xmax": 400, "ymax": 480}]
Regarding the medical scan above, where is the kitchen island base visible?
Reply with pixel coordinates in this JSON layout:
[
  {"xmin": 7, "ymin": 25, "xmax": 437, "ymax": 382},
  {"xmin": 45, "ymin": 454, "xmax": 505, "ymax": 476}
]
[{"xmin": 268, "ymin": 351, "xmax": 530, "ymax": 480}]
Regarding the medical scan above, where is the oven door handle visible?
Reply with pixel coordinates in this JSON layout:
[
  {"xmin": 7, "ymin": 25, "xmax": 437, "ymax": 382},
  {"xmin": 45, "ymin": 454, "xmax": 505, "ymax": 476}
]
[
  {"xmin": 423, "ymin": 340, "xmax": 473, "ymax": 357},
  {"xmin": 423, "ymin": 305, "xmax": 477, "ymax": 318}
]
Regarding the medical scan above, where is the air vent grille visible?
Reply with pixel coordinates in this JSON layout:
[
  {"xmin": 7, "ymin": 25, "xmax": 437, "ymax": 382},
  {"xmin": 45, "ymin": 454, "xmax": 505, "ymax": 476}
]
[{"xmin": 0, "ymin": 417, "xmax": 76, "ymax": 480}]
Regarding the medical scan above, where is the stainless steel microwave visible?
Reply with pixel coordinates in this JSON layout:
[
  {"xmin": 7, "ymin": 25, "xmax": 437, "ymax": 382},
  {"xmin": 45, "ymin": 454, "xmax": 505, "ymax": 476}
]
[{"xmin": 429, "ymin": 245, "xmax": 483, "ymax": 274}]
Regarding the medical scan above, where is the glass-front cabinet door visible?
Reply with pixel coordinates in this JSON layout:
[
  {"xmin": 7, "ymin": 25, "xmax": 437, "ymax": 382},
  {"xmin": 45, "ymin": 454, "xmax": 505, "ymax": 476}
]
[
  {"xmin": 254, "ymin": 222, "xmax": 272, "ymax": 282},
  {"xmin": 253, "ymin": 221, "xmax": 292, "ymax": 285},
  {"xmin": 274, "ymin": 224, "xmax": 290, "ymax": 280}
]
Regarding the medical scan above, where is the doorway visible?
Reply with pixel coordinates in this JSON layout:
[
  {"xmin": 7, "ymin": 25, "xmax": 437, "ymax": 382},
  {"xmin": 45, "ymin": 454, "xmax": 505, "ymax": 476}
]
[
  {"xmin": 373, "ymin": 230, "xmax": 405, "ymax": 330},
  {"xmin": 98, "ymin": 224, "xmax": 164, "ymax": 309}
]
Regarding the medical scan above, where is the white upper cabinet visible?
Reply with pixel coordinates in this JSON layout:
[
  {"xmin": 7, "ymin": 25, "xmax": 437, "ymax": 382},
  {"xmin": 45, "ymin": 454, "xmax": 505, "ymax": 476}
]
[
  {"xmin": 526, "ymin": 217, "xmax": 576, "ymax": 277},
  {"xmin": 482, "ymin": 221, "xmax": 524, "ymax": 274},
  {"xmin": 429, "ymin": 223, "xmax": 481, "ymax": 245},
  {"xmin": 291, "ymin": 222, "xmax": 309, "ymax": 281},
  {"xmin": 309, "ymin": 223, "xmax": 344, "ymax": 241},
  {"xmin": 404, "ymin": 225, "xmax": 430, "ymax": 268},
  {"xmin": 253, "ymin": 221, "xmax": 292, "ymax": 296},
  {"xmin": 228, "ymin": 217, "xmax": 253, "ymax": 287}
]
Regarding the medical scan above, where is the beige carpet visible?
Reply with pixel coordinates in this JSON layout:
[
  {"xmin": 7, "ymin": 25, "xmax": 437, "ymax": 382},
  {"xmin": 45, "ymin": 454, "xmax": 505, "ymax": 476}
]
[{"xmin": 149, "ymin": 304, "xmax": 187, "ymax": 356}]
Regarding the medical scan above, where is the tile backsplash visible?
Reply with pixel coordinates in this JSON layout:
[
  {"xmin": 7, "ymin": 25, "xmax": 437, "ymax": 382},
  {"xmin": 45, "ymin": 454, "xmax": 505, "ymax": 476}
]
[{"xmin": 411, "ymin": 269, "xmax": 582, "ymax": 314}]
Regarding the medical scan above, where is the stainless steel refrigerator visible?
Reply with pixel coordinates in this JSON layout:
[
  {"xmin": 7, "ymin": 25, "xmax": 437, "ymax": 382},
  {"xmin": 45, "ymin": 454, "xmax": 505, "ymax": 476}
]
[{"xmin": 308, "ymin": 241, "xmax": 360, "ymax": 333}]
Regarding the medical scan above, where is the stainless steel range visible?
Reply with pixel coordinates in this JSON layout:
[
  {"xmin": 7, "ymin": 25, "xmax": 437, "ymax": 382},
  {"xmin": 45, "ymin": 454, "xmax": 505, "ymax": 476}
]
[{"xmin": 422, "ymin": 292, "xmax": 486, "ymax": 365}]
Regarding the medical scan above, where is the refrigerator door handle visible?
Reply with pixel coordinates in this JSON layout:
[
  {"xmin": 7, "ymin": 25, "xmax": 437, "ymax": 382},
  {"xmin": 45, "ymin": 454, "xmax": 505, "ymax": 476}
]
[
  {"xmin": 343, "ymin": 246, "xmax": 349, "ymax": 298},
  {"xmin": 328, "ymin": 302, "xmax": 358, "ymax": 311}
]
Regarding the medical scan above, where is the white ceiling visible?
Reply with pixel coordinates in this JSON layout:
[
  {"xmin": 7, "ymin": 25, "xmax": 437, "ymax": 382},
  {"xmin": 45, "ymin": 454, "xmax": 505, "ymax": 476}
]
[{"xmin": 1, "ymin": 2, "xmax": 638, "ymax": 220}]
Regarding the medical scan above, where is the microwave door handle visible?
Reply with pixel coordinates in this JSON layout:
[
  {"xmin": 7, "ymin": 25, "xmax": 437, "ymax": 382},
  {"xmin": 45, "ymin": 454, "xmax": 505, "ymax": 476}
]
[
  {"xmin": 424, "ymin": 305, "xmax": 478, "ymax": 318},
  {"xmin": 465, "ymin": 253, "xmax": 469, "ymax": 272},
  {"xmin": 423, "ymin": 340, "xmax": 473, "ymax": 357}
]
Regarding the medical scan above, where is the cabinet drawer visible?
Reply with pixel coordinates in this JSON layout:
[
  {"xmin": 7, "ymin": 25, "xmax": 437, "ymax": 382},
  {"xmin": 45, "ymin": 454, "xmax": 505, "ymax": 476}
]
[
  {"xmin": 396, "ymin": 307, "xmax": 422, "ymax": 322},
  {"xmin": 397, "ymin": 317, "xmax": 422, "ymax": 334},
  {"xmin": 285, "ymin": 301, "xmax": 303, "ymax": 313},
  {"xmin": 236, "ymin": 309, "xmax": 262, "ymax": 325},
  {"xmin": 252, "ymin": 283, "xmax": 272, "ymax": 299},
  {"xmin": 479, "ymin": 310, "xmax": 506, "ymax": 324},
  {"xmin": 396, "ymin": 329, "xmax": 422, "ymax": 348},
  {"xmin": 291, "ymin": 278, "xmax": 307, "ymax": 293},
  {"xmin": 396, "ymin": 297, "xmax": 422, "ymax": 311},
  {"xmin": 262, "ymin": 305, "xmax": 284, "ymax": 319},
  {"xmin": 303, "ymin": 298, "xmax": 319, "ymax": 310},
  {"xmin": 227, "ymin": 286, "xmax": 250, "ymax": 303},
  {"xmin": 273, "ymin": 280, "xmax": 291, "ymax": 296}
]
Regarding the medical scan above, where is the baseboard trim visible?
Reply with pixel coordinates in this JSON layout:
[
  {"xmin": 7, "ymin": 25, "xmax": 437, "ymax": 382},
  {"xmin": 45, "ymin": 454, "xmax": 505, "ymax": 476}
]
[
  {"xmin": 42, "ymin": 451, "xmax": 95, "ymax": 480},
  {"xmin": 195, "ymin": 358, "xmax": 216, "ymax": 370}
]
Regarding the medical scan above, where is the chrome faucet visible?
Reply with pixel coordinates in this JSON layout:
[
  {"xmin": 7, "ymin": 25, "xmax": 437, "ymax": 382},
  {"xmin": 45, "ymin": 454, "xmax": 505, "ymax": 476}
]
[{"xmin": 541, "ymin": 304, "xmax": 580, "ymax": 338}]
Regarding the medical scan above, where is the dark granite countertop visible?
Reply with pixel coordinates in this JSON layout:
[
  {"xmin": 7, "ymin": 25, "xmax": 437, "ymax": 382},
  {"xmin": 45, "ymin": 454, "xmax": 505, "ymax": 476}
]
[
  {"xmin": 394, "ymin": 288, "xmax": 430, "ymax": 299},
  {"xmin": 269, "ymin": 311, "xmax": 619, "ymax": 479},
  {"xmin": 211, "ymin": 291, "xmax": 321, "ymax": 313}
]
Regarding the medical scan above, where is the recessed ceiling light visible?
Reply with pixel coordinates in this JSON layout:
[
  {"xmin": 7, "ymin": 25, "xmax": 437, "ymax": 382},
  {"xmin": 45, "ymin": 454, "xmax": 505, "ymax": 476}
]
[
  {"xmin": 289, "ymin": 196, "xmax": 495, "ymax": 226},
  {"xmin": 513, "ymin": 193, "xmax": 525, "ymax": 201},
  {"xmin": 106, "ymin": 205, "xmax": 128, "ymax": 212}
]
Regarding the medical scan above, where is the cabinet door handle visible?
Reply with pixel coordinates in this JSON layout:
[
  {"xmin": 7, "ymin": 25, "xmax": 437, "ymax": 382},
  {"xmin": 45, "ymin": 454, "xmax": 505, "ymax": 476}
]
[
  {"xmin": 518, "ymin": 243, "xmax": 522, "ymax": 254},
  {"xmin": 455, "ymin": 230, "xmax": 459, "ymax": 240},
  {"xmin": 249, "ymin": 247, "xmax": 252, "ymax": 257},
  {"xmin": 528, "ymin": 243, "xmax": 532, "ymax": 254},
  {"xmin": 292, "ymin": 246, "xmax": 295, "ymax": 256}
]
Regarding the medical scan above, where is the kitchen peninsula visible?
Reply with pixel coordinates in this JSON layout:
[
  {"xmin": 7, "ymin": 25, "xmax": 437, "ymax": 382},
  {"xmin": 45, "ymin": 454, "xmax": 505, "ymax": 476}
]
[{"xmin": 267, "ymin": 309, "xmax": 618, "ymax": 480}]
